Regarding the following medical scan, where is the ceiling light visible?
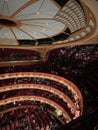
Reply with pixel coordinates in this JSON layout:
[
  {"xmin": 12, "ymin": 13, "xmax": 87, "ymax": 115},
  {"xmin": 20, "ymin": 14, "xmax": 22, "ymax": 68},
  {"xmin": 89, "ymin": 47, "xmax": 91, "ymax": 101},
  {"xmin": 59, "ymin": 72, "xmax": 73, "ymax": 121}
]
[
  {"xmin": 46, "ymin": 23, "xmax": 49, "ymax": 26},
  {"xmin": 33, "ymin": 32, "xmax": 36, "ymax": 35},
  {"xmin": 5, "ymin": 33, "xmax": 7, "ymax": 36},
  {"xmin": 36, "ymin": 11, "xmax": 40, "ymax": 15}
]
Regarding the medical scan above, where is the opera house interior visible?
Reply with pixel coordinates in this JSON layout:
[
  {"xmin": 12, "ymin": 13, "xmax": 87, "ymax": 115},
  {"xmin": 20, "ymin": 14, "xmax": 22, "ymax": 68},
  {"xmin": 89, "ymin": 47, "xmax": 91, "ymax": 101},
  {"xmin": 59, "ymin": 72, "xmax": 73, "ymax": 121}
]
[{"xmin": 0, "ymin": 0, "xmax": 98, "ymax": 130}]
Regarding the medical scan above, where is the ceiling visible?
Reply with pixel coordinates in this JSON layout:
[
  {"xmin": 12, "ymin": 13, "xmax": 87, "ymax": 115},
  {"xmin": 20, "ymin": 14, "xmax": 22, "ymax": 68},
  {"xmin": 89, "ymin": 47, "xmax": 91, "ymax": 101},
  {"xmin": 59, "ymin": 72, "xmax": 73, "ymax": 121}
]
[{"xmin": 0, "ymin": 0, "xmax": 98, "ymax": 47}]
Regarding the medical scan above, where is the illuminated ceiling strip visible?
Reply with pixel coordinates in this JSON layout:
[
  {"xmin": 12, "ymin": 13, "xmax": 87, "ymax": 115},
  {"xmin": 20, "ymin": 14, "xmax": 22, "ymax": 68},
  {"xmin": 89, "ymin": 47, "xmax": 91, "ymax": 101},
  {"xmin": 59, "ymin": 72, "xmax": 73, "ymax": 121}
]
[
  {"xmin": 22, "ymin": 23, "xmax": 61, "ymax": 32},
  {"xmin": 0, "ymin": 96, "xmax": 72, "ymax": 121},
  {"xmin": 39, "ymin": 11, "xmax": 58, "ymax": 17},
  {"xmin": 20, "ymin": 18, "xmax": 53, "ymax": 21},
  {"xmin": 0, "ymin": 83, "xmax": 77, "ymax": 111},
  {"xmin": 15, "ymin": 12, "xmax": 39, "ymax": 18},
  {"xmin": 26, "ymin": 21, "xmax": 49, "ymax": 24},
  {"xmin": 11, "ymin": 0, "xmax": 39, "ymax": 18}
]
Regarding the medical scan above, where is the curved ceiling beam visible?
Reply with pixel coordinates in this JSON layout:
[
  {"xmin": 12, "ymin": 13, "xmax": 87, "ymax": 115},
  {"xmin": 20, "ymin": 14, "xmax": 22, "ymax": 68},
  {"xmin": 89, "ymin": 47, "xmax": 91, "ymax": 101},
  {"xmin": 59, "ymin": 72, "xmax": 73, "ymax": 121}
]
[
  {"xmin": 20, "ymin": 18, "xmax": 53, "ymax": 21},
  {"xmin": 11, "ymin": 0, "xmax": 38, "ymax": 18},
  {"xmin": 9, "ymin": 28, "xmax": 18, "ymax": 41}
]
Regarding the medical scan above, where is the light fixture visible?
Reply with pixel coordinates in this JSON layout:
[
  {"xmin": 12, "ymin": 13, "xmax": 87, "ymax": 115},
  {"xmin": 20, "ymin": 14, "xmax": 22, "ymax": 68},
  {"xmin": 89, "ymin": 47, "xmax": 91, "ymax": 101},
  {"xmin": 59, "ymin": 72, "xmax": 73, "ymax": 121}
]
[{"xmin": 36, "ymin": 11, "xmax": 40, "ymax": 15}]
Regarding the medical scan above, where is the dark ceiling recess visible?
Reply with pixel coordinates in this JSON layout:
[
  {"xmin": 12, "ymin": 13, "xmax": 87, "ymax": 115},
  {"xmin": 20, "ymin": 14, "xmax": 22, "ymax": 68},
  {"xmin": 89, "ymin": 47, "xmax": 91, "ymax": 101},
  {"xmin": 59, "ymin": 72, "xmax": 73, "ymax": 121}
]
[
  {"xmin": 50, "ymin": 28, "xmax": 71, "ymax": 43},
  {"xmin": 52, "ymin": 33, "xmax": 69, "ymax": 41},
  {"xmin": 65, "ymin": 28, "xmax": 71, "ymax": 35},
  {"xmin": 0, "ymin": 19, "xmax": 16, "ymax": 26},
  {"xmin": 18, "ymin": 40, "xmax": 36, "ymax": 46},
  {"xmin": 54, "ymin": 0, "xmax": 69, "ymax": 7},
  {"xmin": 37, "ymin": 38, "xmax": 53, "ymax": 45}
]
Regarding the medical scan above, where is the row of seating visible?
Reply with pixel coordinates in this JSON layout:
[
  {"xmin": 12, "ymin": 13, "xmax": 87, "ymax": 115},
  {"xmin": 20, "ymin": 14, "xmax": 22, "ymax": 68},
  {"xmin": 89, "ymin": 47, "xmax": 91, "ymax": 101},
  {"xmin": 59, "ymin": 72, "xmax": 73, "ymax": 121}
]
[
  {"xmin": 0, "ymin": 104, "xmax": 61, "ymax": 130},
  {"xmin": 0, "ymin": 48, "xmax": 41, "ymax": 61}
]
